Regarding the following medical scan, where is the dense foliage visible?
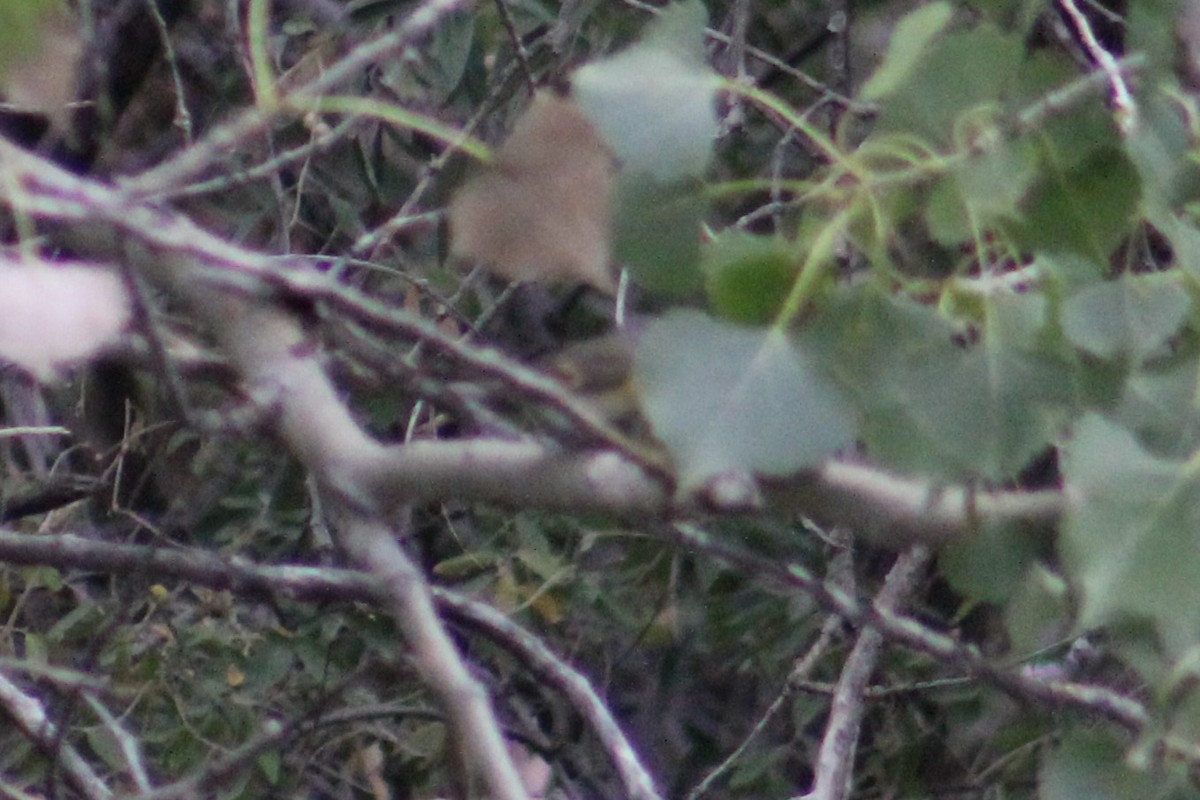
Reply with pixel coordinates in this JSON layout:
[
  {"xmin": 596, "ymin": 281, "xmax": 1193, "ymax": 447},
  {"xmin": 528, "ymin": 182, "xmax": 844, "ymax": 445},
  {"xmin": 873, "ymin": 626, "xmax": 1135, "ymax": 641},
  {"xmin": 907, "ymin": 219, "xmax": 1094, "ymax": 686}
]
[{"xmin": 0, "ymin": 0, "xmax": 1199, "ymax": 799}]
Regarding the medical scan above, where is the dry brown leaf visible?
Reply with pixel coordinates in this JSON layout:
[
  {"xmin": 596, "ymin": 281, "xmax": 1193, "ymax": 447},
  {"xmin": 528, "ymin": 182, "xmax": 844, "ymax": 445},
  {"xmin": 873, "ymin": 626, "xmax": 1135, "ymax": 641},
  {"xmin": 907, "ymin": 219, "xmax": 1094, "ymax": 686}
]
[{"xmin": 449, "ymin": 91, "xmax": 617, "ymax": 293}]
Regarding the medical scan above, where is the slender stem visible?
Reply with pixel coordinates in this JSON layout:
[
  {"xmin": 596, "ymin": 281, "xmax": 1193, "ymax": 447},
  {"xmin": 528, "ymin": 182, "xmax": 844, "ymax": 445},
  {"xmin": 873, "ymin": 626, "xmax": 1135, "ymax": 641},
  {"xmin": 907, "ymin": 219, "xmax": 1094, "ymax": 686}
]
[
  {"xmin": 246, "ymin": 0, "xmax": 278, "ymax": 109},
  {"xmin": 304, "ymin": 95, "xmax": 493, "ymax": 162}
]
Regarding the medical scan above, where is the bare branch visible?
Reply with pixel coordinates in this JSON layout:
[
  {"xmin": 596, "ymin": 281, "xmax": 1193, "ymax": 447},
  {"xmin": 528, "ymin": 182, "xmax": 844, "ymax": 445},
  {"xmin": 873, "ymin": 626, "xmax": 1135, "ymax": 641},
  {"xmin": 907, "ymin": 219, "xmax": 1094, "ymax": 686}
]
[
  {"xmin": 82, "ymin": 695, "xmax": 152, "ymax": 793},
  {"xmin": 0, "ymin": 137, "xmax": 1067, "ymax": 548},
  {"xmin": 802, "ymin": 546, "xmax": 931, "ymax": 800},
  {"xmin": 666, "ymin": 524, "xmax": 1148, "ymax": 735},
  {"xmin": 0, "ymin": 669, "xmax": 113, "ymax": 800},
  {"xmin": 768, "ymin": 461, "xmax": 1063, "ymax": 549},
  {"xmin": 1059, "ymin": 0, "xmax": 1136, "ymax": 132},
  {"xmin": 120, "ymin": 0, "xmax": 476, "ymax": 199},
  {"xmin": 333, "ymin": 511, "xmax": 530, "ymax": 800},
  {"xmin": 686, "ymin": 605, "xmax": 845, "ymax": 800},
  {"xmin": 443, "ymin": 584, "xmax": 664, "ymax": 800}
]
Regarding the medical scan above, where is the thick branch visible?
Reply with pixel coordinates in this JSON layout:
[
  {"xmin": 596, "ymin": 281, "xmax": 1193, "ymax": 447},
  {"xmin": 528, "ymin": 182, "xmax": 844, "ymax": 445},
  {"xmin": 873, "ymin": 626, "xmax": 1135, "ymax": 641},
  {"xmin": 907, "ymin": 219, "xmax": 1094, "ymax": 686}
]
[
  {"xmin": 0, "ymin": 137, "xmax": 1066, "ymax": 549},
  {"xmin": 331, "ymin": 512, "xmax": 529, "ymax": 800}
]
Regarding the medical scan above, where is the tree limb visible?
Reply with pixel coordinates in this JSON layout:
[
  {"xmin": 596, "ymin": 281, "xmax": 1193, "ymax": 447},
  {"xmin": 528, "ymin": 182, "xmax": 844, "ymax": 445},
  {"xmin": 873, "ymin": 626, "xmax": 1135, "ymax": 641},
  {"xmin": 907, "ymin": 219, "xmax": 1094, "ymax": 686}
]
[
  {"xmin": 0, "ymin": 133, "xmax": 1064, "ymax": 549},
  {"xmin": 802, "ymin": 546, "xmax": 931, "ymax": 800}
]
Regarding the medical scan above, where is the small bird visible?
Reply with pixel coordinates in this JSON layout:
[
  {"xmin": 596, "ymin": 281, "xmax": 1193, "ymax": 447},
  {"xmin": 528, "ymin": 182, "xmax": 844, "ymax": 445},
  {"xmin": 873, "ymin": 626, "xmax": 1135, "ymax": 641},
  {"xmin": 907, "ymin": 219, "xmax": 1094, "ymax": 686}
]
[{"xmin": 537, "ymin": 332, "xmax": 642, "ymax": 425}]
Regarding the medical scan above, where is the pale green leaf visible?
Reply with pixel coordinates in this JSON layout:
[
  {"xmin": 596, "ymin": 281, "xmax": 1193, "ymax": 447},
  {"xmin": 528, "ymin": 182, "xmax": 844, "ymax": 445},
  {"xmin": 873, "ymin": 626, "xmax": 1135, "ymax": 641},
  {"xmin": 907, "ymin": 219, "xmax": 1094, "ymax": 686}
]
[
  {"xmin": 1041, "ymin": 729, "xmax": 1167, "ymax": 800},
  {"xmin": 572, "ymin": 0, "xmax": 719, "ymax": 181},
  {"xmin": 808, "ymin": 286, "xmax": 1075, "ymax": 480},
  {"xmin": 860, "ymin": 1, "xmax": 954, "ymax": 101},
  {"xmin": 1062, "ymin": 276, "xmax": 1191, "ymax": 362},
  {"xmin": 1005, "ymin": 564, "xmax": 1071, "ymax": 655},
  {"xmin": 1061, "ymin": 415, "xmax": 1200, "ymax": 656},
  {"xmin": 926, "ymin": 140, "xmax": 1036, "ymax": 246},
  {"xmin": 634, "ymin": 311, "xmax": 855, "ymax": 489},
  {"xmin": 1115, "ymin": 357, "xmax": 1200, "ymax": 458},
  {"xmin": 872, "ymin": 26, "xmax": 1021, "ymax": 144},
  {"xmin": 642, "ymin": 0, "xmax": 708, "ymax": 61}
]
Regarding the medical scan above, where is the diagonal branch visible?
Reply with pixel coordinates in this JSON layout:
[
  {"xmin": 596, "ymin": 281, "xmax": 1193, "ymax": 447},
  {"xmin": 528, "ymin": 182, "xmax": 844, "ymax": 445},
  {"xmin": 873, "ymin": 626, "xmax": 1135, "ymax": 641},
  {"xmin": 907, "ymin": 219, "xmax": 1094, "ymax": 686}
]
[
  {"xmin": 802, "ymin": 546, "xmax": 931, "ymax": 800},
  {"xmin": 0, "ymin": 669, "xmax": 113, "ymax": 800},
  {"xmin": 113, "ymin": 280, "xmax": 528, "ymax": 798}
]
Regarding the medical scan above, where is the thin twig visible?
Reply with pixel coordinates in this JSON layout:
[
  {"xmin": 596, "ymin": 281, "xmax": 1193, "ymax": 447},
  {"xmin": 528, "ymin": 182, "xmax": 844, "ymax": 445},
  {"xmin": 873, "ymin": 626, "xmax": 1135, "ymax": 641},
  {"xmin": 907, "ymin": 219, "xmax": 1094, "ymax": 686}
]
[
  {"xmin": 0, "ymin": 137, "xmax": 1072, "ymax": 541},
  {"xmin": 83, "ymin": 695, "xmax": 152, "ymax": 793},
  {"xmin": 155, "ymin": 116, "xmax": 358, "ymax": 200},
  {"xmin": 0, "ymin": 522, "xmax": 1186, "ymax": 761},
  {"xmin": 618, "ymin": 0, "xmax": 870, "ymax": 112},
  {"xmin": 0, "ymin": 528, "xmax": 660, "ymax": 800},
  {"xmin": 443, "ymin": 587, "xmax": 664, "ymax": 800},
  {"xmin": 665, "ymin": 524, "xmax": 1151, "ymax": 739},
  {"xmin": 142, "ymin": 0, "xmax": 192, "ymax": 142},
  {"xmin": 0, "ymin": 670, "xmax": 112, "ymax": 800},
  {"xmin": 1058, "ymin": 0, "xmax": 1136, "ymax": 132},
  {"xmin": 686, "ymin": 611, "xmax": 844, "ymax": 800},
  {"xmin": 491, "ymin": 0, "xmax": 538, "ymax": 94},
  {"xmin": 122, "ymin": 0, "xmax": 475, "ymax": 198}
]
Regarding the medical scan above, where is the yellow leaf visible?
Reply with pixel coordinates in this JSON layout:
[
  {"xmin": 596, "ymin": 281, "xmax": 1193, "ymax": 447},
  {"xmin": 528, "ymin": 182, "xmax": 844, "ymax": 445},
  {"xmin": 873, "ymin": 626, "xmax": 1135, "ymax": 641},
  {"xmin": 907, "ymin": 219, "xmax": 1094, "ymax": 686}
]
[
  {"xmin": 530, "ymin": 590, "xmax": 564, "ymax": 624},
  {"xmin": 226, "ymin": 663, "xmax": 245, "ymax": 687}
]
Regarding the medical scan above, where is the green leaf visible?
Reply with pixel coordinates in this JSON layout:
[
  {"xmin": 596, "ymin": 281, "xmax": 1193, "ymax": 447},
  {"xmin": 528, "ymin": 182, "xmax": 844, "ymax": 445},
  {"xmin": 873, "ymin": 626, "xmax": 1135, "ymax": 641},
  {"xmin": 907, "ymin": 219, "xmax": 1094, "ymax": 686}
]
[
  {"xmin": 939, "ymin": 521, "xmax": 1041, "ymax": 604},
  {"xmin": 0, "ymin": 0, "xmax": 64, "ymax": 73},
  {"xmin": 1061, "ymin": 415, "xmax": 1200, "ymax": 657},
  {"xmin": 1007, "ymin": 145, "xmax": 1141, "ymax": 263},
  {"xmin": 258, "ymin": 751, "xmax": 282, "ymax": 785},
  {"xmin": 1126, "ymin": 93, "xmax": 1200, "ymax": 216},
  {"xmin": 1041, "ymin": 728, "xmax": 1169, "ymax": 800},
  {"xmin": 1159, "ymin": 213, "xmax": 1200, "ymax": 284},
  {"xmin": 513, "ymin": 516, "xmax": 568, "ymax": 580},
  {"xmin": 1005, "ymin": 564, "xmax": 1071, "ymax": 655},
  {"xmin": 1062, "ymin": 276, "xmax": 1192, "ymax": 362},
  {"xmin": 614, "ymin": 175, "xmax": 706, "ymax": 294},
  {"xmin": 572, "ymin": 0, "xmax": 719, "ymax": 181},
  {"xmin": 634, "ymin": 311, "xmax": 855, "ymax": 489},
  {"xmin": 1115, "ymin": 356, "xmax": 1200, "ymax": 458},
  {"xmin": 872, "ymin": 26, "xmax": 1022, "ymax": 144},
  {"xmin": 926, "ymin": 140, "xmax": 1037, "ymax": 246},
  {"xmin": 84, "ymin": 726, "xmax": 127, "ymax": 773},
  {"xmin": 377, "ymin": 11, "xmax": 475, "ymax": 101},
  {"xmin": 433, "ymin": 550, "xmax": 499, "ymax": 578},
  {"xmin": 860, "ymin": 1, "xmax": 954, "ymax": 101},
  {"xmin": 702, "ymin": 231, "xmax": 797, "ymax": 324},
  {"xmin": 808, "ymin": 285, "xmax": 1075, "ymax": 480}
]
